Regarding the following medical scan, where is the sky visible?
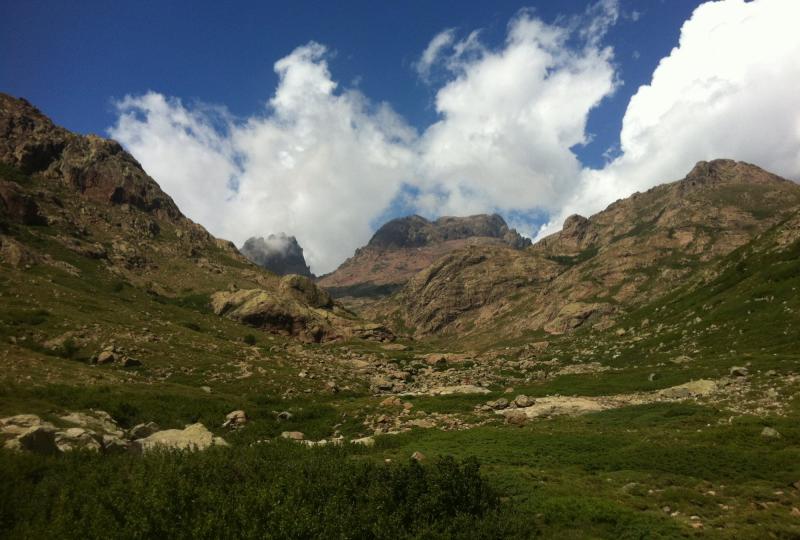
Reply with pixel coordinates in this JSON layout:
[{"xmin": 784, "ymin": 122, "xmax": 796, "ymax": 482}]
[{"xmin": 3, "ymin": 0, "xmax": 800, "ymax": 274}]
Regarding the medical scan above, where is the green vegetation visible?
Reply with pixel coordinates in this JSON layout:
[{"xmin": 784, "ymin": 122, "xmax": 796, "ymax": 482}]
[{"xmin": 0, "ymin": 446, "xmax": 506, "ymax": 539}]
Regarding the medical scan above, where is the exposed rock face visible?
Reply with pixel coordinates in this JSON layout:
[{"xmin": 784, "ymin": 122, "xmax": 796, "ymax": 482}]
[
  {"xmin": 384, "ymin": 160, "xmax": 800, "ymax": 338},
  {"xmin": 240, "ymin": 233, "xmax": 313, "ymax": 277},
  {"xmin": 318, "ymin": 213, "xmax": 531, "ymax": 298},
  {"xmin": 136, "ymin": 423, "xmax": 228, "ymax": 452},
  {"xmin": 0, "ymin": 92, "xmax": 386, "ymax": 344},
  {"xmin": 210, "ymin": 275, "xmax": 393, "ymax": 343}
]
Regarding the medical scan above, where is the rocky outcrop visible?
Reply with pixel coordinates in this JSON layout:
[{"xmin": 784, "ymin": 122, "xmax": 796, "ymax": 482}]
[
  {"xmin": 210, "ymin": 275, "xmax": 393, "ymax": 343},
  {"xmin": 318, "ymin": 214, "xmax": 531, "ymax": 298},
  {"xmin": 1, "ymin": 411, "xmax": 229, "ymax": 455},
  {"xmin": 135, "ymin": 423, "xmax": 228, "ymax": 452},
  {"xmin": 240, "ymin": 233, "xmax": 313, "ymax": 277}
]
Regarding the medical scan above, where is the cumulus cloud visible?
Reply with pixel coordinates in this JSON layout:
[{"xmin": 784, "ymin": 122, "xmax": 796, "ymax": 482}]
[
  {"xmin": 110, "ymin": 0, "xmax": 800, "ymax": 272},
  {"xmin": 540, "ymin": 0, "xmax": 800, "ymax": 236},
  {"xmin": 111, "ymin": 43, "xmax": 415, "ymax": 273},
  {"xmin": 413, "ymin": 7, "xmax": 618, "ymax": 222}
]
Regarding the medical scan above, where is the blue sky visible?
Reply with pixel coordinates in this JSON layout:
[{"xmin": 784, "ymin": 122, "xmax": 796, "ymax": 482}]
[
  {"xmin": 3, "ymin": 0, "xmax": 699, "ymax": 166},
  {"xmin": 3, "ymin": 1, "xmax": 799, "ymax": 273}
]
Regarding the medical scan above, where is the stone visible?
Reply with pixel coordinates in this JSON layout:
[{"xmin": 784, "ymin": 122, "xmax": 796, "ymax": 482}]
[
  {"xmin": 60, "ymin": 410, "xmax": 125, "ymax": 438},
  {"xmin": 121, "ymin": 356, "xmax": 142, "ymax": 367},
  {"xmin": 505, "ymin": 411, "xmax": 527, "ymax": 426},
  {"xmin": 0, "ymin": 414, "xmax": 54, "ymax": 436},
  {"xmin": 222, "ymin": 410, "xmax": 247, "ymax": 429},
  {"xmin": 513, "ymin": 395, "xmax": 533, "ymax": 408},
  {"xmin": 128, "ymin": 422, "xmax": 161, "ymax": 439},
  {"xmin": 672, "ymin": 355, "xmax": 693, "ymax": 364},
  {"xmin": 200, "ymin": 386, "xmax": 212, "ymax": 393},
  {"xmin": 408, "ymin": 418, "xmax": 436, "ymax": 429},
  {"xmin": 658, "ymin": 380, "xmax": 717, "ymax": 399},
  {"xmin": 7, "ymin": 426, "xmax": 59, "ymax": 454},
  {"xmin": 411, "ymin": 451, "xmax": 426, "ymax": 462},
  {"xmin": 325, "ymin": 381, "xmax": 339, "ymax": 393},
  {"xmin": 136, "ymin": 423, "xmax": 228, "ymax": 452},
  {"xmin": 281, "ymin": 431, "xmax": 305, "ymax": 441},
  {"xmin": 96, "ymin": 350, "xmax": 117, "ymax": 364},
  {"xmin": 380, "ymin": 396, "xmax": 402, "ymax": 407},
  {"xmin": 102, "ymin": 434, "xmax": 133, "ymax": 454},
  {"xmin": 352, "ymin": 436, "xmax": 375, "ymax": 447},
  {"xmin": 55, "ymin": 427, "xmax": 103, "ymax": 452},
  {"xmin": 276, "ymin": 411, "xmax": 293, "ymax": 421},
  {"xmin": 487, "ymin": 398, "xmax": 509, "ymax": 410},
  {"xmin": 730, "ymin": 366, "xmax": 749, "ymax": 377},
  {"xmin": 761, "ymin": 427, "xmax": 781, "ymax": 439}
]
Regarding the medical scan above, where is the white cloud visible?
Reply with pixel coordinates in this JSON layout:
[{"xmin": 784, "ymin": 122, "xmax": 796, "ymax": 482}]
[
  {"xmin": 414, "ymin": 8, "xmax": 618, "ymax": 217},
  {"xmin": 111, "ymin": 43, "xmax": 415, "ymax": 274},
  {"xmin": 110, "ymin": 0, "xmax": 800, "ymax": 274},
  {"xmin": 539, "ymin": 0, "xmax": 800, "ymax": 237},
  {"xmin": 415, "ymin": 29, "xmax": 455, "ymax": 81}
]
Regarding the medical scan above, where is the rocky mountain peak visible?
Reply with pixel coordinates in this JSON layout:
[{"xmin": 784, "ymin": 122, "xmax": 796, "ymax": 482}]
[
  {"xmin": 366, "ymin": 213, "xmax": 530, "ymax": 250},
  {"xmin": 318, "ymin": 213, "xmax": 532, "ymax": 298},
  {"xmin": 679, "ymin": 159, "xmax": 791, "ymax": 194},
  {"xmin": 240, "ymin": 234, "xmax": 313, "ymax": 277},
  {"xmin": 0, "ymin": 93, "xmax": 180, "ymax": 220}
]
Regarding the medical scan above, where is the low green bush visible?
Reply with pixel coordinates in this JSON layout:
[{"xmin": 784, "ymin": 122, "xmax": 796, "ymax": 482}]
[{"xmin": 0, "ymin": 446, "xmax": 507, "ymax": 539}]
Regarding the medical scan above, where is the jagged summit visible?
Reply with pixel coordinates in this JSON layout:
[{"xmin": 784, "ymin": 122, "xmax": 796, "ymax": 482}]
[
  {"xmin": 318, "ymin": 213, "xmax": 531, "ymax": 298},
  {"xmin": 366, "ymin": 213, "xmax": 530, "ymax": 250},
  {"xmin": 240, "ymin": 234, "xmax": 313, "ymax": 277}
]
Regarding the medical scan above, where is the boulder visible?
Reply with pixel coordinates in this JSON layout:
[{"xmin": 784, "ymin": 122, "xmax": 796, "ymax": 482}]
[
  {"xmin": 96, "ymin": 350, "xmax": 117, "ymax": 364},
  {"xmin": 761, "ymin": 427, "xmax": 781, "ymax": 439},
  {"xmin": 352, "ymin": 436, "xmax": 375, "ymax": 447},
  {"xmin": 281, "ymin": 431, "xmax": 305, "ymax": 441},
  {"xmin": 5, "ymin": 426, "xmax": 59, "ymax": 454},
  {"xmin": 128, "ymin": 422, "xmax": 160, "ymax": 439},
  {"xmin": 658, "ymin": 379, "xmax": 718, "ymax": 399},
  {"xmin": 487, "ymin": 398, "xmax": 509, "ymax": 410},
  {"xmin": 505, "ymin": 411, "xmax": 528, "ymax": 426},
  {"xmin": 55, "ymin": 427, "xmax": 103, "ymax": 452},
  {"xmin": 121, "ymin": 356, "xmax": 142, "ymax": 367},
  {"xmin": 136, "ymin": 423, "xmax": 228, "ymax": 452},
  {"xmin": 513, "ymin": 395, "xmax": 533, "ymax": 408},
  {"xmin": 0, "ymin": 414, "xmax": 54, "ymax": 436},
  {"xmin": 222, "ymin": 410, "xmax": 247, "ymax": 429},
  {"xmin": 730, "ymin": 366, "xmax": 749, "ymax": 377},
  {"xmin": 60, "ymin": 410, "xmax": 125, "ymax": 438}
]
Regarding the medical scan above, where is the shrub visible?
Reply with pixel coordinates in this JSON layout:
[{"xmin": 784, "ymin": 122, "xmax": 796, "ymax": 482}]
[{"xmin": 0, "ymin": 445, "xmax": 504, "ymax": 539}]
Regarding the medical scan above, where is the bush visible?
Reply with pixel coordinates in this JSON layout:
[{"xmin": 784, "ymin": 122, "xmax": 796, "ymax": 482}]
[{"xmin": 0, "ymin": 445, "xmax": 505, "ymax": 539}]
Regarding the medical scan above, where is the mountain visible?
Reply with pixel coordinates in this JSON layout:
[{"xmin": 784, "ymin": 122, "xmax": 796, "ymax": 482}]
[
  {"xmin": 373, "ymin": 160, "xmax": 800, "ymax": 339},
  {"xmin": 240, "ymin": 234, "xmax": 313, "ymax": 277},
  {"xmin": 317, "ymin": 213, "xmax": 531, "ymax": 298},
  {"xmin": 0, "ymin": 93, "xmax": 388, "ymax": 344},
  {"xmin": 5, "ymin": 95, "xmax": 800, "ymax": 538}
]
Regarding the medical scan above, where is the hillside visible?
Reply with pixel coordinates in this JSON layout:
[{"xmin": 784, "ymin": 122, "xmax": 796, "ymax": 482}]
[
  {"xmin": 3, "ymin": 95, "xmax": 800, "ymax": 538},
  {"xmin": 376, "ymin": 160, "xmax": 800, "ymax": 339},
  {"xmin": 316, "ymin": 213, "xmax": 530, "ymax": 298}
]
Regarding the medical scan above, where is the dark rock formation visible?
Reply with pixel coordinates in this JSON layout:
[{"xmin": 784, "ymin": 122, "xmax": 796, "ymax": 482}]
[{"xmin": 240, "ymin": 234, "xmax": 313, "ymax": 277}]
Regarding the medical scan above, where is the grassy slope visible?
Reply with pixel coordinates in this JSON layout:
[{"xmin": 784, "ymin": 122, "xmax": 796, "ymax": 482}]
[{"xmin": 3, "ymin": 170, "xmax": 800, "ymax": 537}]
